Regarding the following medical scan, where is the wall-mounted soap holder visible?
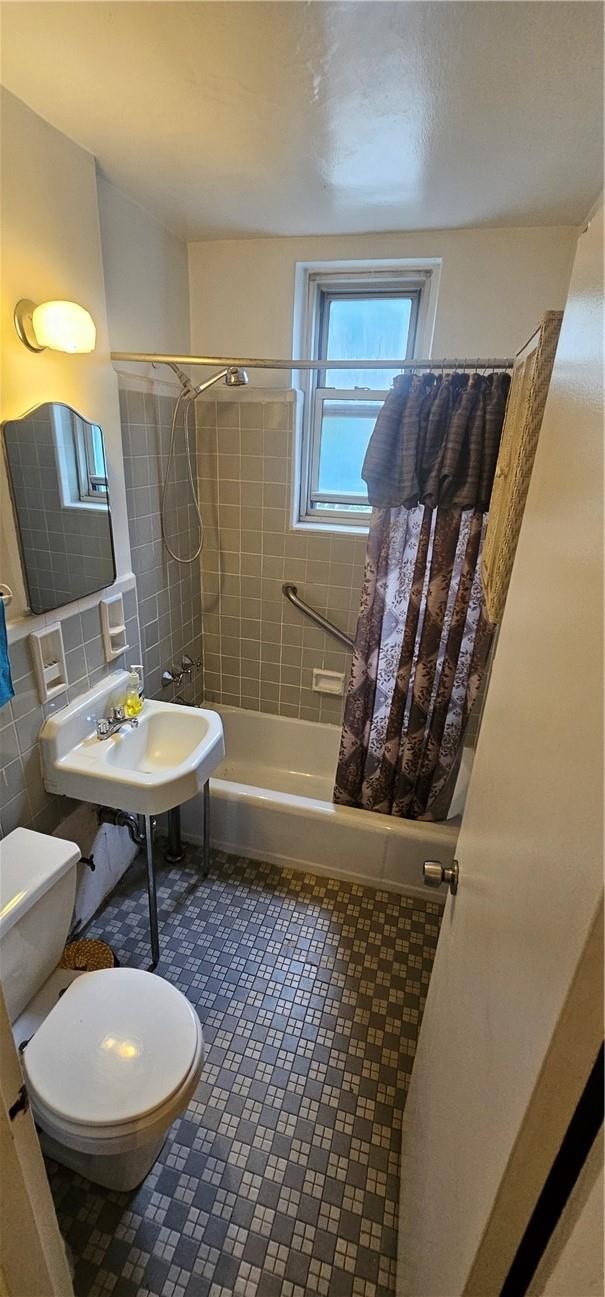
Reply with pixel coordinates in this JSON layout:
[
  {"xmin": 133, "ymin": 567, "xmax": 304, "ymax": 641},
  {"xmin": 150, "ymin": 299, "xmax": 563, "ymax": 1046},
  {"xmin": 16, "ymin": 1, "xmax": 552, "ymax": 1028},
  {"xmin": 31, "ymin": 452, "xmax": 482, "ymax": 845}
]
[
  {"xmin": 312, "ymin": 667, "xmax": 345, "ymax": 696},
  {"xmin": 30, "ymin": 623, "xmax": 68, "ymax": 703},
  {"xmin": 100, "ymin": 593, "xmax": 129, "ymax": 662}
]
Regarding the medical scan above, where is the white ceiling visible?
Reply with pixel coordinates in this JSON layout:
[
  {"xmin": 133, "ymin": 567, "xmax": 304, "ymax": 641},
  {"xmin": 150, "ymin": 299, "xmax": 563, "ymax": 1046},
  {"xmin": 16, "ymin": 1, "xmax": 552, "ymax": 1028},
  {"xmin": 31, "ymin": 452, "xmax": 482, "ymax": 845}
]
[{"xmin": 1, "ymin": 1, "xmax": 602, "ymax": 241}]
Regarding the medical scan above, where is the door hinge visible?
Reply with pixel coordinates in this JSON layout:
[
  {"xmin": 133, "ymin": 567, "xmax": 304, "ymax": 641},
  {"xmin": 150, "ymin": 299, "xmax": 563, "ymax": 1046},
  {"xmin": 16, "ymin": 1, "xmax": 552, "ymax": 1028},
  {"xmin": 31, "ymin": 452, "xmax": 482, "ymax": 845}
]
[{"xmin": 8, "ymin": 1083, "xmax": 29, "ymax": 1120}]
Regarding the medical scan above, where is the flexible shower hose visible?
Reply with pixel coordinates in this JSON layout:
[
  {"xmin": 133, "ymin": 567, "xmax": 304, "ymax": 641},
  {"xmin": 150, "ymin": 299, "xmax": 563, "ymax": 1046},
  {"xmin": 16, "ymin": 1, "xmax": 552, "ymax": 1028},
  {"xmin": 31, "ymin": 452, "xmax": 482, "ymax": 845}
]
[{"xmin": 160, "ymin": 389, "xmax": 204, "ymax": 564}]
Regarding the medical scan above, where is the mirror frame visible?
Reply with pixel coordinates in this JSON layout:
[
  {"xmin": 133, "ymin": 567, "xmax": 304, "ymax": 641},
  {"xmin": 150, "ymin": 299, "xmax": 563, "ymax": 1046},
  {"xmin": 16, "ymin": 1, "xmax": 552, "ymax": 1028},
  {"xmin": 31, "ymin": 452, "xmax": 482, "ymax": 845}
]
[{"xmin": 1, "ymin": 400, "xmax": 117, "ymax": 616}]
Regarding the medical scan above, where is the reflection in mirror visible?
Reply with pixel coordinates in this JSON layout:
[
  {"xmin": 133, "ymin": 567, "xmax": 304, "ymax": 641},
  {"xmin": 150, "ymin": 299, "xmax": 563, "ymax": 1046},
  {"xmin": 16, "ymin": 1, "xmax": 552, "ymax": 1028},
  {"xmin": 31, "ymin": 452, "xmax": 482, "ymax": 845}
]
[{"xmin": 2, "ymin": 402, "xmax": 116, "ymax": 614}]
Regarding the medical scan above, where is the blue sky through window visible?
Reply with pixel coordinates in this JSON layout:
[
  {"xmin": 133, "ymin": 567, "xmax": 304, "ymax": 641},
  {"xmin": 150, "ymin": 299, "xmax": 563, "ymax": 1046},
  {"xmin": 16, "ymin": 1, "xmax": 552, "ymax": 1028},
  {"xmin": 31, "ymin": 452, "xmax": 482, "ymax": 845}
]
[
  {"xmin": 309, "ymin": 291, "xmax": 416, "ymax": 515},
  {"xmin": 318, "ymin": 405, "xmax": 378, "ymax": 496},
  {"xmin": 325, "ymin": 296, "xmax": 412, "ymax": 388}
]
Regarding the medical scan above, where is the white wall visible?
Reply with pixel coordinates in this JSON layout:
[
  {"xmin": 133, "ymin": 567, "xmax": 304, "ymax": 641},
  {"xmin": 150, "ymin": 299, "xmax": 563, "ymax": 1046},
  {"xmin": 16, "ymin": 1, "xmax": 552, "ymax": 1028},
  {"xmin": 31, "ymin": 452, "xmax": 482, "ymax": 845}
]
[
  {"xmin": 188, "ymin": 227, "xmax": 577, "ymax": 386},
  {"xmin": 396, "ymin": 202, "xmax": 603, "ymax": 1296},
  {"xmin": 0, "ymin": 89, "xmax": 131, "ymax": 622},
  {"xmin": 97, "ymin": 175, "xmax": 189, "ymax": 359}
]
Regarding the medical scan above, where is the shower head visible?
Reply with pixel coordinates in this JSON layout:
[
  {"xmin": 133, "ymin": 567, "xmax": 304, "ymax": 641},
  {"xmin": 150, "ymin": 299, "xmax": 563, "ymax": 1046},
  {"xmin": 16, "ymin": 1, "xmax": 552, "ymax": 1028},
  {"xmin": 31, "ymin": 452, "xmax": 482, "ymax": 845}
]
[
  {"xmin": 186, "ymin": 365, "xmax": 247, "ymax": 399},
  {"xmin": 225, "ymin": 367, "xmax": 248, "ymax": 387},
  {"xmin": 164, "ymin": 362, "xmax": 247, "ymax": 398}
]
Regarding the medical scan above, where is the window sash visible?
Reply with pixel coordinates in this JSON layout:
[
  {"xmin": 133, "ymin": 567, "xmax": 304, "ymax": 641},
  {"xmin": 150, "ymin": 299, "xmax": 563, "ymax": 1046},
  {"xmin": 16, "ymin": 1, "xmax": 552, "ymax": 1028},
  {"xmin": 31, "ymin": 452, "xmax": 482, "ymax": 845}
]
[
  {"xmin": 309, "ymin": 388, "xmax": 384, "ymax": 511},
  {"xmin": 75, "ymin": 421, "xmax": 108, "ymax": 500},
  {"xmin": 316, "ymin": 289, "xmax": 420, "ymax": 390},
  {"xmin": 298, "ymin": 279, "xmax": 422, "ymax": 526}
]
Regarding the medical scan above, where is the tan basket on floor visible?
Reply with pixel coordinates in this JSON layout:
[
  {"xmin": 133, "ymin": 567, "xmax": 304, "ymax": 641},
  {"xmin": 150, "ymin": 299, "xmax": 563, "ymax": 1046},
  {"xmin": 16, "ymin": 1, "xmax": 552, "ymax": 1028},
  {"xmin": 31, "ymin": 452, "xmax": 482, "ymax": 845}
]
[{"xmin": 60, "ymin": 938, "xmax": 116, "ymax": 972}]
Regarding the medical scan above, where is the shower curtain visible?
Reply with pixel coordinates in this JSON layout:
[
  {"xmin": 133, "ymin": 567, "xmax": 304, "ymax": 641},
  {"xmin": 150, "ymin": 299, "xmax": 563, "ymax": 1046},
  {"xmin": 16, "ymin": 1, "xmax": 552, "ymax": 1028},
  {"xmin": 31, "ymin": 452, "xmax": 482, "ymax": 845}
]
[{"xmin": 334, "ymin": 370, "xmax": 510, "ymax": 821}]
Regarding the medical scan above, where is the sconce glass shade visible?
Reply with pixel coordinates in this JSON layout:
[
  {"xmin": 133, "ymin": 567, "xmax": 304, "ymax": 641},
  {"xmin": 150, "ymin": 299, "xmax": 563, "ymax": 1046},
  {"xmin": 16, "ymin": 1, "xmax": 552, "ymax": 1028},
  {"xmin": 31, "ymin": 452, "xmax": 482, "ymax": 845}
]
[{"xmin": 14, "ymin": 299, "xmax": 96, "ymax": 354}]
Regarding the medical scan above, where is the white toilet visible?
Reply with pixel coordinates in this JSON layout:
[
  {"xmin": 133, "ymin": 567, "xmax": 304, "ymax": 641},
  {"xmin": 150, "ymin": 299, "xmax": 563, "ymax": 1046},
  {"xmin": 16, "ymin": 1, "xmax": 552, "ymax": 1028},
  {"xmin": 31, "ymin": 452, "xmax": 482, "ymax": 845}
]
[{"xmin": 0, "ymin": 827, "xmax": 205, "ymax": 1191}]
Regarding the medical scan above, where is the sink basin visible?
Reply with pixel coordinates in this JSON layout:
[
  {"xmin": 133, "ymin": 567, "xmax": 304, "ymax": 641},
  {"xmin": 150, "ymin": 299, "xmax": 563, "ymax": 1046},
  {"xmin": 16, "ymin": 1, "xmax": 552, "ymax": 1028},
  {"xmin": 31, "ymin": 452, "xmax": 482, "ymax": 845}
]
[
  {"xmin": 40, "ymin": 670, "xmax": 225, "ymax": 816},
  {"xmin": 104, "ymin": 711, "xmax": 213, "ymax": 774}
]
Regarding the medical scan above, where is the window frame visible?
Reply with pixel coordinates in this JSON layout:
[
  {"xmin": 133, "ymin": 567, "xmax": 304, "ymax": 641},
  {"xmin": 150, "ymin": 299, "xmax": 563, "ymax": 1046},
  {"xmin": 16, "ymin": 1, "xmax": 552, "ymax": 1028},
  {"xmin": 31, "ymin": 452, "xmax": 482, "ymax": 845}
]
[
  {"xmin": 74, "ymin": 421, "xmax": 109, "ymax": 501},
  {"xmin": 309, "ymin": 391, "xmax": 384, "ymax": 513},
  {"xmin": 51, "ymin": 406, "xmax": 109, "ymax": 512},
  {"xmin": 295, "ymin": 267, "xmax": 434, "ymax": 530}
]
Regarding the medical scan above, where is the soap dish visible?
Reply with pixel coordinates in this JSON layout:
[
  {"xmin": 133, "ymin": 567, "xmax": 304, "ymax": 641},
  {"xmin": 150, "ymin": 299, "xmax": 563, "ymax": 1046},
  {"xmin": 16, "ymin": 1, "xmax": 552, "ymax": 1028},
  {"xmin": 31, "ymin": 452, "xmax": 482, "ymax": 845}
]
[
  {"xmin": 100, "ymin": 593, "xmax": 129, "ymax": 662},
  {"xmin": 29, "ymin": 623, "xmax": 68, "ymax": 703}
]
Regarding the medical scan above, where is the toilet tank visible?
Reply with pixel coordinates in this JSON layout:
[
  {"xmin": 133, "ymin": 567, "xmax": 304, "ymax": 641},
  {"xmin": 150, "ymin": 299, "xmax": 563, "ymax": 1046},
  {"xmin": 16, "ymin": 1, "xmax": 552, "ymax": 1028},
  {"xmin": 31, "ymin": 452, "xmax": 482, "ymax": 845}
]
[{"xmin": 0, "ymin": 828, "xmax": 80, "ymax": 1022}]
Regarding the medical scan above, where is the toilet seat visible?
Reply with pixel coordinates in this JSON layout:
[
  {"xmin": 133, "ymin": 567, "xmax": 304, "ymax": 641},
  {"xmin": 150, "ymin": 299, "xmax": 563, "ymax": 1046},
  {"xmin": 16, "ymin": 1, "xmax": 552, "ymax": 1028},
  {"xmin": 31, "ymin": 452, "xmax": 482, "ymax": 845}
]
[
  {"xmin": 29, "ymin": 1025, "xmax": 204, "ymax": 1156},
  {"xmin": 23, "ymin": 967, "xmax": 203, "ymax": 1148}
]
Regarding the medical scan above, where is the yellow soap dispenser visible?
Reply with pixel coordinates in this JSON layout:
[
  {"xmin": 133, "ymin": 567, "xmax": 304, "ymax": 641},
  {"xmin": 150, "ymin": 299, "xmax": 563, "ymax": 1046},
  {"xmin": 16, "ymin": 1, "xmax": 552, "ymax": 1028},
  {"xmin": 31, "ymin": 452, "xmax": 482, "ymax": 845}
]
[{"xmin": 124, "ymin": 664, "xmax": 144, "ymax": 717}]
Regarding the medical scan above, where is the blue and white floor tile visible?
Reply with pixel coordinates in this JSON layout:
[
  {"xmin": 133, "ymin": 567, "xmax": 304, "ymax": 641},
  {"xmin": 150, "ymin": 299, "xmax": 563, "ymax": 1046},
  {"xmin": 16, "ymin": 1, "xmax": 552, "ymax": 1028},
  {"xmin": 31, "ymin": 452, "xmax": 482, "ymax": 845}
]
[{"xmin": 47, "ymin": 848, "xmax": 441, "ymax": 1297}]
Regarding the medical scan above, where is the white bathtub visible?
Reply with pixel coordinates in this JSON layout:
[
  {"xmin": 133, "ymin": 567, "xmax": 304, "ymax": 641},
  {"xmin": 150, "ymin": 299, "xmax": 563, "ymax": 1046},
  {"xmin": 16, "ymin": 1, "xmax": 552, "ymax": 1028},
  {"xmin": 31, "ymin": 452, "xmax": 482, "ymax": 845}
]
[{"xmin": 179, "ymin": 706, "xmax": 463, "ymax": 899}]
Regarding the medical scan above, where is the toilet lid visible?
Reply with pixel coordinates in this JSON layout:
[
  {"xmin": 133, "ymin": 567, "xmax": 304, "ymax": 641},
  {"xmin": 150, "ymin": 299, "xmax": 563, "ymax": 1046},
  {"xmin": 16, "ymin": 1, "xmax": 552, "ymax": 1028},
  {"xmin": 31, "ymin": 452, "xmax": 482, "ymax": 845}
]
[{"xmin": 23, "ymin": 968, "xmax": 200, "ymax": 1128}]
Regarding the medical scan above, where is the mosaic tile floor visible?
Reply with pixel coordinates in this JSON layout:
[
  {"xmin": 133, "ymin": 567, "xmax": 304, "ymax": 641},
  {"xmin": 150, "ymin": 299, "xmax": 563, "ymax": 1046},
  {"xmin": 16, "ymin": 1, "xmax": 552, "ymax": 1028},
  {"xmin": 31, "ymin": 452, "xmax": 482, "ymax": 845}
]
[{"xmin": 47, "ymin": 848, "xmax": 441, "ymax": 1297}]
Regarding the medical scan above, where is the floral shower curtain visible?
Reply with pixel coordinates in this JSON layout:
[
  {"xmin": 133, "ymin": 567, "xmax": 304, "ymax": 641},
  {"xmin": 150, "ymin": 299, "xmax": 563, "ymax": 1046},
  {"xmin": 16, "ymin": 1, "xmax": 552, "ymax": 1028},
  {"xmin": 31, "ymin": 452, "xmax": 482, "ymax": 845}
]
[{"xmin": 334, "ymin": 370, "xmax": 510, "ymax": 821}]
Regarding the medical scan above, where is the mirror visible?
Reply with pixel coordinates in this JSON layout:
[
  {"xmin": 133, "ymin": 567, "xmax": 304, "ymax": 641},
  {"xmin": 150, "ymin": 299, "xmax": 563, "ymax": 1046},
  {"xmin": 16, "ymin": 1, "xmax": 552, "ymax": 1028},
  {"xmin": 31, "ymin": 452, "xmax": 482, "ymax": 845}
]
[{"xmin": 2, "ymin": 402, "xmax": 116, "ymax": 614}]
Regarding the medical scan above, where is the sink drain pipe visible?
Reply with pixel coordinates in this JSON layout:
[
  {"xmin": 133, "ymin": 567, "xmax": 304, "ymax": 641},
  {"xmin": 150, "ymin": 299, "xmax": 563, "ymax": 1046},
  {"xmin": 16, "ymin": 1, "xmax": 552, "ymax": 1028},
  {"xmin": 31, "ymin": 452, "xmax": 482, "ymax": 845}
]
[
  {"xmin": 164, "ymin": 807, "xmax": 184, "ymax": 862},
  {"xmin": 98, "ymin": 805, "xmax": 182, "ymax": 862},
  {"xmin": 97, "ymin": 806, "xmax": 147, "ymax": 845}
]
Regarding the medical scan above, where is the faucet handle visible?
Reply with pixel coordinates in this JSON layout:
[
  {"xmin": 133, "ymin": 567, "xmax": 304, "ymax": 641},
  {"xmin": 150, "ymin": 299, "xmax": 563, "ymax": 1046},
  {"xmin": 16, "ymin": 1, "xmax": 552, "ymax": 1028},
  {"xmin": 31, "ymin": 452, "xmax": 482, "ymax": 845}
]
[
  {"xmin": 96, "ymin": 718, "xmax": 110, "ymax": 738},
  {"xmin": 180, "ymin": 654, "xmax": 201, "ymax": 681},
  {"xmin": 111, "ymin": 705, "xmax": 126, "ymax": 722}
]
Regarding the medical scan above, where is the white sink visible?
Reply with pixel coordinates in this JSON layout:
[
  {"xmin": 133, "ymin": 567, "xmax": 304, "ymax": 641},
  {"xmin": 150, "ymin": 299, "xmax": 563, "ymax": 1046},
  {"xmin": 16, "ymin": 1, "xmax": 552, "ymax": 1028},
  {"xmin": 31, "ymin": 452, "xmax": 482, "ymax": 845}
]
[{"xmin": 40, "ymin": 671, "xmax": 225, "ymax": 816}]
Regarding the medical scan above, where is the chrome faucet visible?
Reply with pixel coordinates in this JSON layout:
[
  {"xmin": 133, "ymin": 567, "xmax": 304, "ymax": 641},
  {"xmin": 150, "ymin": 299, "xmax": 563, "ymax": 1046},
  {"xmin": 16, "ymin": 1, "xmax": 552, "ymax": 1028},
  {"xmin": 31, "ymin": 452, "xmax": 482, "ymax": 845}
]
[{"xmin": 95, "ymin": 705, "xmax": 139, "ymax": 741}]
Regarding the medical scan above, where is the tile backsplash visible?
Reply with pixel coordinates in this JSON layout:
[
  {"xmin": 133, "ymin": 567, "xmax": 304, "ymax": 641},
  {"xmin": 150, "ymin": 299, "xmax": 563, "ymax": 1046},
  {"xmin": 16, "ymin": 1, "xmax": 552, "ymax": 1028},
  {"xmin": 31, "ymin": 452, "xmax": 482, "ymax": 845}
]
[
  {"xmin": 0, "ymin": 586, "xmax": 141, "ymax": 837},
  {"xmin": 197, "ymin": 394, "xmax": 366, "ymax": 723},
  {"xmin": 119, "ymin": 385, "xmax": 203, "ymax": 704},
  {"xmin": 0, "ymin": 380, "xmax": 488, "ymax": 843}
]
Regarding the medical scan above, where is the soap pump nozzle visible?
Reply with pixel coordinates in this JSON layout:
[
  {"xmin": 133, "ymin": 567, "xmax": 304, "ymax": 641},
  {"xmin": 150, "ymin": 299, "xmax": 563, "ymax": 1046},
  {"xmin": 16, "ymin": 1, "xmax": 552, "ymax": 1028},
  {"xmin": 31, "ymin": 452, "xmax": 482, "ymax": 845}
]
[
  {"xmin": 124, "ymin": 664, "xmax": 144, "ymax": 717},
  {"xmin": 129, "ymin": 663, "xmax": 144, "ymax": 698}
]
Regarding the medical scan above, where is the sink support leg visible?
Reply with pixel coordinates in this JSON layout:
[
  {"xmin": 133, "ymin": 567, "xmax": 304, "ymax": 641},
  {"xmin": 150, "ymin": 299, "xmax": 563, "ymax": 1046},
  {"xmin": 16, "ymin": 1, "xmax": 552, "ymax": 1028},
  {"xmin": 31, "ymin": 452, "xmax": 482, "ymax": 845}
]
[
  {"xmin": 144, "ymin": 814, "xmax": 160, "ymax": 970},
  {"xmin": 202, "ymin": 781, "xmax": 210, "ymax": 878}
]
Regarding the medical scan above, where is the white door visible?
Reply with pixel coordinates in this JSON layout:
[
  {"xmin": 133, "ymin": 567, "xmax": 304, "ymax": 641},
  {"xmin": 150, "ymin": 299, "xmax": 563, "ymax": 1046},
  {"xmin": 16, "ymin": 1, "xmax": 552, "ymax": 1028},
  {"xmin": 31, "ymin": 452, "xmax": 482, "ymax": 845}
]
[
  {"xmin": 398, "ymin": 202, "xmax": 604, "ymax": 1297},
  {"xmin": 0, "ymin": 987, "xmax": 74, "ymax": 1297}
]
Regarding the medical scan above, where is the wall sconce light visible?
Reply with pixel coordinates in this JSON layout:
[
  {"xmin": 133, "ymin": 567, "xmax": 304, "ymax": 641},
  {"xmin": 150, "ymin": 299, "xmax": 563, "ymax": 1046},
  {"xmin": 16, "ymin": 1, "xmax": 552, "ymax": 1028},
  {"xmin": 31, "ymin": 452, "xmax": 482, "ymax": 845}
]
[{"xmin": 14, "ymin": 299, "xmax": 96, "ymax": 354}]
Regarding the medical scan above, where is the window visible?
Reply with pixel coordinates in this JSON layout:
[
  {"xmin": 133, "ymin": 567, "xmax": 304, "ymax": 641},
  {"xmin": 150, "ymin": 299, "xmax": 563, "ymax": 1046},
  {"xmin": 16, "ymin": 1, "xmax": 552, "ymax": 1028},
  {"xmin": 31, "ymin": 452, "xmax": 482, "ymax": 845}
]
[
  {"xmin": 296, "ymin": 267, "xmax": 433, "ymax": 528},
  {"xmin": 74, "ymin": 419, "xmax": 108, "ymax": 500},
  {"xmin": 52, "ymin": 406, "xmax": 109, "ymax": 509}
]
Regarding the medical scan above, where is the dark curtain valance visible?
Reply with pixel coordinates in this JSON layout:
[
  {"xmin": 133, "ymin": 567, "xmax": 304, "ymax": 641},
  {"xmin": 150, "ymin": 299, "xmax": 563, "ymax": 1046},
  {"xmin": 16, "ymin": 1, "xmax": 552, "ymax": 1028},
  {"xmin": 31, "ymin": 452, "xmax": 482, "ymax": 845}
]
[{"xmin": 362, "ymin": 371, "xmax": 511, "ymax": 512}]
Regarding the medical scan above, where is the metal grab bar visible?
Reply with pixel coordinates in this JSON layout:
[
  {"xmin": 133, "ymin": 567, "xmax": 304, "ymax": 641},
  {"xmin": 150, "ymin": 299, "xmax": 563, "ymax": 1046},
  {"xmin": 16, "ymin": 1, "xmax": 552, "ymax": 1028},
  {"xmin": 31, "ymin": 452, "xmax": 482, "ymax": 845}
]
[{"xmin": 282, "ymin": 583, "xmax": 355, "ymax": 651}]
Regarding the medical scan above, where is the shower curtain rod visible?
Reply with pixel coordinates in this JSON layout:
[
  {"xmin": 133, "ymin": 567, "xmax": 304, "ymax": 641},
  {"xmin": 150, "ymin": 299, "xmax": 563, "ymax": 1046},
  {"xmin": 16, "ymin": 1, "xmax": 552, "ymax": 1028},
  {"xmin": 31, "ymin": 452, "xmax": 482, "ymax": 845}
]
[{"xmin": 111, "ymin": 351, "xmax": 513, "ymax": 372}]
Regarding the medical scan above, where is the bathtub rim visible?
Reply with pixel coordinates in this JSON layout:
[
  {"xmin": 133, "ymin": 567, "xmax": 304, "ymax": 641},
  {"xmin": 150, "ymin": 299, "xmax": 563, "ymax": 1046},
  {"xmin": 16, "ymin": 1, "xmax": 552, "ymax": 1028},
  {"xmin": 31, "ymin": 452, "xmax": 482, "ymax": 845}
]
[
  {"xmin": 210, "ymin": 703, "xmax": 465, "ymax": 827},
  {"xmin": 210, "ymin": 772, "xmax": 459, "ymax": 840},
  {"xmin": 181, "ymin": 785, "xmax": 455, "ymax": 904},
  {"xmin": 179, "ymin": 701, "xmax": 459, "ymax": 902}
]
